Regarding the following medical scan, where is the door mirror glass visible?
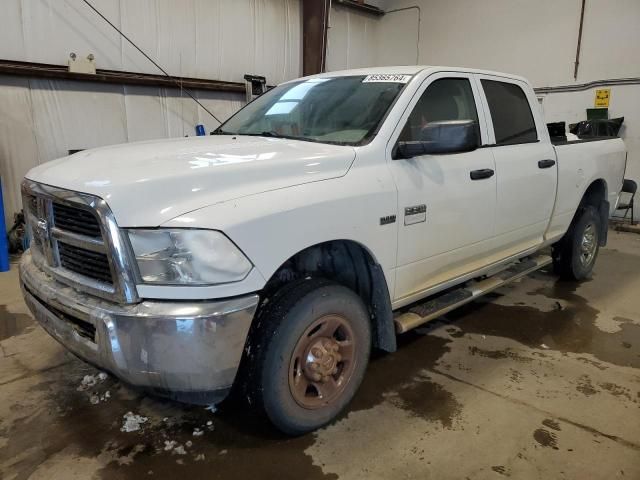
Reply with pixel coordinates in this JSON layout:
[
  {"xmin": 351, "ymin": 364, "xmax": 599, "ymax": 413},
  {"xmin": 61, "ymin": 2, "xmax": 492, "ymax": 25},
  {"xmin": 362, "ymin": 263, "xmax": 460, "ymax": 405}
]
[{"xmin": 396, "ymin": 120, "xmax": 479, "ymax": 158}]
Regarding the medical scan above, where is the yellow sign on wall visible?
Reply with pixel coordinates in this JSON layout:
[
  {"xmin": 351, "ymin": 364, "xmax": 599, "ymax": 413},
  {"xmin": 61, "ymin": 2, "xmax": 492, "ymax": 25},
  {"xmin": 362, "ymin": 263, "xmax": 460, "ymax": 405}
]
[{"xmin": 594, "ymin": 89, "xmax": 611, "ymax": 108}]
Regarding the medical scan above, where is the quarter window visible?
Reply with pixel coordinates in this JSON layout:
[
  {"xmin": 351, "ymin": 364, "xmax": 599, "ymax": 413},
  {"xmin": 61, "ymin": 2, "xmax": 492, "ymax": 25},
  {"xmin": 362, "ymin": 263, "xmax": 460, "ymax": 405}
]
[{"xmin": 481, "ymin": 80, "xmax": 538, "ymax": 145}]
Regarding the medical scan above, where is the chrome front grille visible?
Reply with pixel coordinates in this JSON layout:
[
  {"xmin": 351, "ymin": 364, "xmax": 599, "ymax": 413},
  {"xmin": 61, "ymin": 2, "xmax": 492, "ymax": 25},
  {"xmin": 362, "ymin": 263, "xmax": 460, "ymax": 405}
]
[
  {"xmin": 50, "ymin": 201, "xmax": 113, "ymax": 285},
  {"xmin": 52, "ymin": 202, "xmax": 102, "ymax": 238},
  {"xmin": 21, "ymin": 180, "xmax": 139, "ymax": 304},
  {"xmin": 58, "ymin": 242, "xmax": 113, "ymax": 285}
]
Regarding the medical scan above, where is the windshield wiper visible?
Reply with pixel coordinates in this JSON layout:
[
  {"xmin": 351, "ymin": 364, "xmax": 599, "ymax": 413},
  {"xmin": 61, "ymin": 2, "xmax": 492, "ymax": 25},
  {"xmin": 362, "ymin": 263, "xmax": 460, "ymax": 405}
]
[
  {"xmin": 230, "ymin": 131, "xmax": 324, "ymax": 144},
  {"xmin": 236, "ymin": 130, "xmax": 286, "ymax": 138},
  {"xmin": 260, "ymin": 131, "xmax": 283, "ymax": 138}
]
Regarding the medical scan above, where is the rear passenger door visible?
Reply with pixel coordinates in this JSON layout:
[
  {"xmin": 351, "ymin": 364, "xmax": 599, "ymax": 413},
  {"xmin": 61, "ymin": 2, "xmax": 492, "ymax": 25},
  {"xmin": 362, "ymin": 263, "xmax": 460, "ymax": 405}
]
[{"xmin": 477, "ymin": 75, "xmax": 557, "ymax": 255}]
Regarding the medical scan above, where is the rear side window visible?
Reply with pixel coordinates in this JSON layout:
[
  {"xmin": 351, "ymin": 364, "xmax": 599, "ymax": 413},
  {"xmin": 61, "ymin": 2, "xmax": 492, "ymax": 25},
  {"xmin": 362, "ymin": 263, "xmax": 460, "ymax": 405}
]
[{"xmin": 481, "ymin": 80, "xmax": 538, "ymax": 145}]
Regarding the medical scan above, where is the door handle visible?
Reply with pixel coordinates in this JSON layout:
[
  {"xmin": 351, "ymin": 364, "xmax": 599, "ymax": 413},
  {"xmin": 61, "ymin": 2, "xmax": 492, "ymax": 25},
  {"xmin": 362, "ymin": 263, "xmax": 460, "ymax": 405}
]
[
  {"xmin": 470, "ymin": 168, "xmax": 495, "ymax": 180},
  {"xmin": 538, "ymin": 159, "xmax": 556, "ymax": 169}
]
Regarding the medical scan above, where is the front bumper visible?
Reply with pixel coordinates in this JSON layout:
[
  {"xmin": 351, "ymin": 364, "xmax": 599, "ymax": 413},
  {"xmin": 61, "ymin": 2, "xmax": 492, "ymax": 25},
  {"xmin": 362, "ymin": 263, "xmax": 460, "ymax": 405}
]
[{"xmin": 19, "ymin": 251, "xmax": 259, "ymax": 401}]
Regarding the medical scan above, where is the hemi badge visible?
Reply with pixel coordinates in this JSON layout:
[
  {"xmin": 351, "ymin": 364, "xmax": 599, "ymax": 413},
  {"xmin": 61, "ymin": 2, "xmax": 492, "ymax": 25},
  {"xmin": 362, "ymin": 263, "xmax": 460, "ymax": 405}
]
[
  {"xmin": 380, "ymin": 215, "xmax": 396, "ymax": 225},
  {"xmin": 404, "ymin": 204, "xmax": 426, "ymax": 225}
]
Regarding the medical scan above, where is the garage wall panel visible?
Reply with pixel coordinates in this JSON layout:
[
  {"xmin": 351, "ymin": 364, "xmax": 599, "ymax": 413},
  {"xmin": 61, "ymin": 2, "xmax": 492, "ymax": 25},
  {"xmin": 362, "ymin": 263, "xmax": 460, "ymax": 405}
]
[
  {"xmin": 123, "ymin": 85, "xmax": 168, "ymax": 141},
  {"xmin": 2, "ymin": 0, "xmax": 301, "ymax": 83},
  {"xmin": 156, "ymin": 0, "xmax": 198, "ymax": 78},
  {"xmin": 578, "ymin": 0, "xmax": 640, "ymax": 83},
  {"xmin": 0, "ymin": 76, "xmax": 39, "ymax": 228},
  {"xmin": 29, "ymin": 80, "xmax": 128, "ymax": 158},
  {"xmin": 0, "ymin": 0, "xmax": 303, "ymax": 227},
  {"xmin": 335, "ymin": 0, "xmax": 640, "ymax": 86},
  {"xmin": 375, "ymin": 7, "xmax": 419, "ymax": 67},
  {"xmin": 327, "ymin": 5, "xmax": 378, "ymax": 72},
  {"xmin": 0, "ymin": 0, "xmax": 26, "ymax": 61},
  {"xmin": 541, "ymin": 86, "xmax": 640, "ymax": 221},
  {"xmin": 120, "ymin": 0, "xmax": 161, "ymax": 75},
  {"xmin": 194, "ymin": 0, "xmax": 223, "ymax": 80},
  {"xmin": 194, "ymin": 90, "xmax": 244, "ymax": 128},
  {"xmin": 21, "ymin": 0, "xmax": 124, "ymax": 69},
  {"xmin": 254, "ymin": 0, "xmax": 298, "ymax": 84},
  {"xmin": 217, "ymin": 0, "xmax": 256, "ymax": 81},
  {"xmin": 373, "ymin": 0, "xmax": 578, "ymax": 87}
]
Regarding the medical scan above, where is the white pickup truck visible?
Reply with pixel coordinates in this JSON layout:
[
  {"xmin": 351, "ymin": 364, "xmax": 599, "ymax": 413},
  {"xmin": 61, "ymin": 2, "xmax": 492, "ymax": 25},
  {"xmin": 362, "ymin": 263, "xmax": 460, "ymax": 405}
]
[{"xmin": 20, "ymin": 66, "xmax": 626, "ymax": 434}]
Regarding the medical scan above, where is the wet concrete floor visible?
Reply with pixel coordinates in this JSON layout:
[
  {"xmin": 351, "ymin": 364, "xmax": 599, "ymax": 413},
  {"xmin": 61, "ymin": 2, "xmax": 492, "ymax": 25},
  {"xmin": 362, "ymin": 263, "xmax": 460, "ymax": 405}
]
[{"xmin": 1, "ymin": 231, "xmax": 639, "ymax": 479}]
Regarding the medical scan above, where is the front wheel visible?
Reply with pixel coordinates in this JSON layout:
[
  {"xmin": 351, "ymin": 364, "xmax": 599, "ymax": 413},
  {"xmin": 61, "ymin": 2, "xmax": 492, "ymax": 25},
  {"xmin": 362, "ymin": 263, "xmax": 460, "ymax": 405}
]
[
  {"xmin": 553, "ymin": 205, "xmax": 601, "ymax": 280},
  {"xmin": 249, "ymin": 279, "xmax": 371, "ymax": 435}
]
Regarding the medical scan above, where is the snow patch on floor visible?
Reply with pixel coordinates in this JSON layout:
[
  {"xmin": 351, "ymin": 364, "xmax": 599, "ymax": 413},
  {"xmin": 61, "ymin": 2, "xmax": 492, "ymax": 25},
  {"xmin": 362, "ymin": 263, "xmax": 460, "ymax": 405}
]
[{"xmin": 121, "ymin": 412, "xmax": 148, "ymax": 433}]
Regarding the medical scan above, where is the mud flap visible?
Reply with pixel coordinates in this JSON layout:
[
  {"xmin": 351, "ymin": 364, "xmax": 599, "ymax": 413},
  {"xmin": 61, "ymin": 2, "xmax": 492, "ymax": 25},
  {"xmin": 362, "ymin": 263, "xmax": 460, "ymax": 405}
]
[
  {"xmin": 599, "ymin": 200, "xmax": 610, "ymax": 246},
  {"xmin": 370, "ymin": 263, "xmax": 397, "ymax": 353}
]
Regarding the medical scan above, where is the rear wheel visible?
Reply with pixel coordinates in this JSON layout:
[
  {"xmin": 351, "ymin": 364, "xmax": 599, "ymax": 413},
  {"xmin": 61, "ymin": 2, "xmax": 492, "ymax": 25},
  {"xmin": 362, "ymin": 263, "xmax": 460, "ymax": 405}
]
[
  {"xmin": 553, "ymin": 205, "xmax": 601, "ymax": 280},
  {"xmin": 248, "ymin": 279, "xmax": 371, "ymax": 435}
]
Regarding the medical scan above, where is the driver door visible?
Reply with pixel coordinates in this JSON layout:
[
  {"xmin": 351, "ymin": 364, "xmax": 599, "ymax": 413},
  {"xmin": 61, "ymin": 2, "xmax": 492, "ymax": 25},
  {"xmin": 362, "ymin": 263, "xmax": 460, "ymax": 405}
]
[{"xmin": 388, "ymin": 73, "xmax": 497, "ymax": 305}]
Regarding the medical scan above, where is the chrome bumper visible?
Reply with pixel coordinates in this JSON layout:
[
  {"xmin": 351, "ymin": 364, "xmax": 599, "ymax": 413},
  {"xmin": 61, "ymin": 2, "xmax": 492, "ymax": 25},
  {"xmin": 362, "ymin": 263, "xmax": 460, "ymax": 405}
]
[{"xmin": 19, "ymin": 251, "xmax": 258, "ymax": 401}]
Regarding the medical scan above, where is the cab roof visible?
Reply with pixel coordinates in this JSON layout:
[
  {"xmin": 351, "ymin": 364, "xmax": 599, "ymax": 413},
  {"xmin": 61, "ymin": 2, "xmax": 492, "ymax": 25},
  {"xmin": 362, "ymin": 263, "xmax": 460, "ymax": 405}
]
[{"xmin": 289, "ymin": 65, "xmax": 529, "ymax": 85}]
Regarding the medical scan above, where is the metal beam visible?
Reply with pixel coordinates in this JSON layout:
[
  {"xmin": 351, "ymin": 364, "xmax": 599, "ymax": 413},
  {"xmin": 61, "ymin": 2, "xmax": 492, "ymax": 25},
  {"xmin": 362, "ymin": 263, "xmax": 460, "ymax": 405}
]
[
  {"xmin": 573, "ymin": 0, "xmax": 586, "ymax": 81},
  {"xmin": 535, "ymin": 77, "xmax": 640, "ymax": 94},
  {"xmin": 302, "ymin": 0, "xmax": 330, "ymax": 76},
  {"xmin": 0, "ymin": 59, "xmax": 245, "ymax": 93},
  {"xmin": 334, "ymin": 0, "xmax": 385, "ymax": 16}
]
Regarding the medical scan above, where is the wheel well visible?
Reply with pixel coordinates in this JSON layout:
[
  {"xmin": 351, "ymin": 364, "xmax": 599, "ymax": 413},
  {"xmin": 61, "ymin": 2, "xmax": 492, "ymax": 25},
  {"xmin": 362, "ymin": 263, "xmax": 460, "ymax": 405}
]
[
  {"xmin": 260, "ymin": 240, "xmax": 396, "ymax": 352},
  {"xmin": 580, "ymin": 179, "xmax": 607, "ymax": 209},
  {"xmin": 577, "ymin": 179, "xmax": 609, "ymax": 246}
]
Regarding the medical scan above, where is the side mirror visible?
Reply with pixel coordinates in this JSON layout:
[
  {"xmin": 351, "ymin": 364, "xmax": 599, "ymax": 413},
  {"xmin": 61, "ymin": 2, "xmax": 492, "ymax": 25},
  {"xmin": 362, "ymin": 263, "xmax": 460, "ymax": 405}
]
[{"xmin": 394, "ymin": 120, "xmax": 479, "ymax": 159}]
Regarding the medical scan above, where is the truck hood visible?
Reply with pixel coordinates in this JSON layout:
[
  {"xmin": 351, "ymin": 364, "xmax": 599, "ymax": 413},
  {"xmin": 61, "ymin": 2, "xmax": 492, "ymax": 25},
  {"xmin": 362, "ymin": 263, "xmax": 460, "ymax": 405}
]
[{"xmin": 26, "ymin": 135, "xmax": 356, "ymax": 226}]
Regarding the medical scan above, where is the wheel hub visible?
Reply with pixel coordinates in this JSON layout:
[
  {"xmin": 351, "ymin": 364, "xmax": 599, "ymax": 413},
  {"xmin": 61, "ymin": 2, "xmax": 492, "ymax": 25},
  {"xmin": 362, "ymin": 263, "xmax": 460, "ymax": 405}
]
[
  {"xmin": 303, "ymin": 338, "xmax": 342, "ymax": 382},
  {"xmin": 580, "ymin": 222, "xmax": 597, "ymax": 267},
  {"xmin": 289, "ymin": 314, "xmax": 356, "ymax": 409}
]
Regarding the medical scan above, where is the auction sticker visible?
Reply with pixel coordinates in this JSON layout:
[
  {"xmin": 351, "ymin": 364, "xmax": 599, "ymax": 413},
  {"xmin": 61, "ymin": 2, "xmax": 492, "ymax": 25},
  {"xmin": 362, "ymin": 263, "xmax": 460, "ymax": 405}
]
[{"xmin": 362, "ymin": 74, "xmax": 412, "ymax": 83}]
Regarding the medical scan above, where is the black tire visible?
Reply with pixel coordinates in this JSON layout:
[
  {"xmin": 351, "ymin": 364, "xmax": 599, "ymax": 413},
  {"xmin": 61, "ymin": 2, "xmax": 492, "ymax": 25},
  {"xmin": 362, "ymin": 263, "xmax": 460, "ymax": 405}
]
[
  {"xmin": 247, "ymin": 278, "xmax": 371, "ymax": 435},
  {"xmin": 552, "ymin": 205, "xmax": 601, "ymax": 280}
]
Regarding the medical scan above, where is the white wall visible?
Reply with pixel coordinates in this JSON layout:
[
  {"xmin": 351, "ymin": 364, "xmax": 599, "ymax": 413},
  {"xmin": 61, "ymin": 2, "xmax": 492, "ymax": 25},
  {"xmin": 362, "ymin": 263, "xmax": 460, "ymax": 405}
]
[
  {"xmin": 0, "ymin": 0, "xmax": 302, "ymax": 228},
  {"xmin": 541, "ymin": 86, "xmax": 640, "ymax": 202},
  {"xmin": 326, "ymin": 0, "xmax": 640, "ymax": 219},
  {"xmin": 327, "ymin": 4, "xmax": 378, "ymax": 71},
  {"xmin": 375, "ymin": 0, "xmax": 640, "ymax": 87},
  {"xmin": 327, "ymin": 3, "xmax": 418, "ymax": 72},
  {"xmin": 0, "ymin": 0, "xmax": 301, "ymax": 83}
]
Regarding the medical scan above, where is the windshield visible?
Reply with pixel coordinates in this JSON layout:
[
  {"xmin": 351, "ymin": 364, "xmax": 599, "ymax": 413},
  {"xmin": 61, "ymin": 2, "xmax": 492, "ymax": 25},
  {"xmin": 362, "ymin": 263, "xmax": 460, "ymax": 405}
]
[{"xmin": 217, "ymin": 75, "xmax": 409, "ymax": 145}]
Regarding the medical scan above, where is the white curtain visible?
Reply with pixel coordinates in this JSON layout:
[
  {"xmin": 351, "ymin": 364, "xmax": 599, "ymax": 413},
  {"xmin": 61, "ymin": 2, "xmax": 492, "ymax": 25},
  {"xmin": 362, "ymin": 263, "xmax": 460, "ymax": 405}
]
[{"xmin": 0, "ymin": 0, "xmax": 302, "ymax": 227}]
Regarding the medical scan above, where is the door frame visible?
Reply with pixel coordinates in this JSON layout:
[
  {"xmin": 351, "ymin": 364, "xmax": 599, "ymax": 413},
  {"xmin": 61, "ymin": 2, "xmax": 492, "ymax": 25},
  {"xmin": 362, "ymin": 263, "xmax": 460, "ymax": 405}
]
[
  {"xmin": 384, "ymin": 70, "xmax": 497, "ymax": 306},
  {"xmin": 384, "ymin": 70, "xmax": 493, "ymax": 156},
  {"xmin": 472, "ymin": 72, "xmax": 558, "ymax": 258},
  {"xmin": 472, "ymin": 73, "xmax": 550, "ymax": 146}
]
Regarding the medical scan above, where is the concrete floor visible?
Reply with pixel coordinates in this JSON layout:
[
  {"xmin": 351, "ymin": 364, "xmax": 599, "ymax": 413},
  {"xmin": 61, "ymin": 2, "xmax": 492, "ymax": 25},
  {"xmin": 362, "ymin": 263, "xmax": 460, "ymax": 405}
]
[{"xmin": 1, "ymin": 231, "xmax": 639, "ymax": 480}]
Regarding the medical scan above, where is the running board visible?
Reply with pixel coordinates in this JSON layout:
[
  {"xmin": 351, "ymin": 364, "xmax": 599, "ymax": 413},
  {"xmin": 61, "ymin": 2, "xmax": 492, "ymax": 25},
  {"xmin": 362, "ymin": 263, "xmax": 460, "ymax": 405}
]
[{"xmin": 393, "ymin": 254, "xmax": 552, "ymax": 334}]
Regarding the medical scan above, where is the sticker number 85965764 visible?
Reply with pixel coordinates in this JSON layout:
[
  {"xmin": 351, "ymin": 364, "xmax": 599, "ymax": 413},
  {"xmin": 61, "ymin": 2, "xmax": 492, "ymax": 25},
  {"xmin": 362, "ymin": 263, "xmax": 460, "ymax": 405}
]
[{"xmin": 362, "ymin": 74, "xmax": 412, "ymax": 83}]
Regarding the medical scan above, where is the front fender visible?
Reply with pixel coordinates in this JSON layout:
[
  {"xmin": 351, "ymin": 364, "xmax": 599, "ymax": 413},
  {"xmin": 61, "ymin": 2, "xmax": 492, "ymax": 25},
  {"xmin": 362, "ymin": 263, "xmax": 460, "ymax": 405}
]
[{"xmin": 160, "ymin": 174, "xmax": 398, "ymax": 301}]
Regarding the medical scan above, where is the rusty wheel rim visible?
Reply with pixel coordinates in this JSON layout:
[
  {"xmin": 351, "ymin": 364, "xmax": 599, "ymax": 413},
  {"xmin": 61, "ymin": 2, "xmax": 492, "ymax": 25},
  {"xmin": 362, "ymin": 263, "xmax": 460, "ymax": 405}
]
[{"xmin": 289, "ymin": 314, "xmax": 357, "ymax": 410}]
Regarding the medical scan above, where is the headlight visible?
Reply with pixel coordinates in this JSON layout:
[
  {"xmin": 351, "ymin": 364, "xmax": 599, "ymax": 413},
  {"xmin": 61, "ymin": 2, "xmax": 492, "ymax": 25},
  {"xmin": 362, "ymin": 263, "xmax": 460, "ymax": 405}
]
[{"xmin": 127, "ymin": 229, "xmax": 252, "ymax": 285}]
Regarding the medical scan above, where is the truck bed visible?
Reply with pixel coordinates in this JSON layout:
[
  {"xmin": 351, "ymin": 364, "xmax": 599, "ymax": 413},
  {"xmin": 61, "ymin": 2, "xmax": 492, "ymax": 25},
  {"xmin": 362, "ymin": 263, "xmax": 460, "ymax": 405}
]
[{"xmin": 545, "ymin": 136, "xmax": 626, "ymax": 243}]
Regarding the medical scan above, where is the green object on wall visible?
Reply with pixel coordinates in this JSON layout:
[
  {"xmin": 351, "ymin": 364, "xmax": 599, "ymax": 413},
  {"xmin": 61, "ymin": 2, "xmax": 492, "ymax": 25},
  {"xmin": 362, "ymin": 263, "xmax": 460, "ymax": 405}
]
[{"xmin": 587, "ymin": 108, "xmax": 608, "ymax": 120}]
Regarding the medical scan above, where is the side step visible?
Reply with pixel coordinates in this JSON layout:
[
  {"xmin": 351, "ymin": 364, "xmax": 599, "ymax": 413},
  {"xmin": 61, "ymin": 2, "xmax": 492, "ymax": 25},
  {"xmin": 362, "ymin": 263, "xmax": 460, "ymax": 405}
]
[{"xmin": 393, "ymin": 253, "xmax": 552, "ymax": 334}]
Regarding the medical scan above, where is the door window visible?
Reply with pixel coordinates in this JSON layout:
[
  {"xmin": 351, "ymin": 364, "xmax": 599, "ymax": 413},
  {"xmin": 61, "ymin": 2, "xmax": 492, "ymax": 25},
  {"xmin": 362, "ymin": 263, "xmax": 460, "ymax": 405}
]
[
  {"xmin": 481, "ymin": 80, "xmax": 538, "ymax": 145},
  {"xmin": 399, "ymin": 78, "xmax": 479, "ymax": 142}
]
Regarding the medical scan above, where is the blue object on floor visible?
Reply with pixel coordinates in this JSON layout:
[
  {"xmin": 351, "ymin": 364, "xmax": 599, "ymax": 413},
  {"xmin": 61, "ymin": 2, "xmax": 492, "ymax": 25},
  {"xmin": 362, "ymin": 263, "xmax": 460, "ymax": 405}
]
[
  {"xmin": 0, "ymin": 178, "xmax": 9, "ymax": 272},
  {"xmin": 195, "ymin": 124, "xmax": 206, "ymax": 136}
]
